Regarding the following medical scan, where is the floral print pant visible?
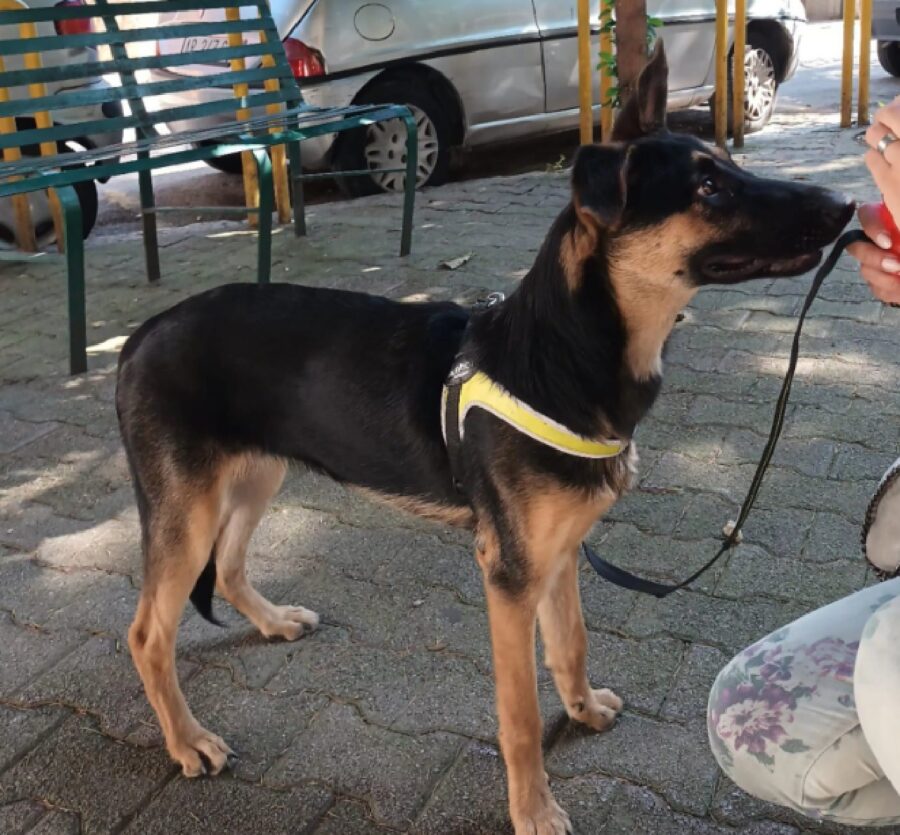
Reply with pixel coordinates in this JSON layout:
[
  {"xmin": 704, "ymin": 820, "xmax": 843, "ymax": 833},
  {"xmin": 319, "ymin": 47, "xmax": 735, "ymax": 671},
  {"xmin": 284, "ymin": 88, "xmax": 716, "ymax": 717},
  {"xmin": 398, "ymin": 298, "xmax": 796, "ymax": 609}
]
[{"xmin": 708, "ymin": 578, "xmax": 900, "ymax": 826}]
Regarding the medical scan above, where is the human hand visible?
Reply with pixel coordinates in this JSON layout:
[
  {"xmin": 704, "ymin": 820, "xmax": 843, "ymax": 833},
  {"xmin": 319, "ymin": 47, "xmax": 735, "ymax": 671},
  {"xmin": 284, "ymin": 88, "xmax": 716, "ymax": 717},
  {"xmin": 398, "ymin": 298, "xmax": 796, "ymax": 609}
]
[
  {"xmin": 865, "ymin": 96, "xmax": 900, "ymax": 222},
  {"xmin": 847, "ymin": 203, "xmax": 900, "ymax": 305}
]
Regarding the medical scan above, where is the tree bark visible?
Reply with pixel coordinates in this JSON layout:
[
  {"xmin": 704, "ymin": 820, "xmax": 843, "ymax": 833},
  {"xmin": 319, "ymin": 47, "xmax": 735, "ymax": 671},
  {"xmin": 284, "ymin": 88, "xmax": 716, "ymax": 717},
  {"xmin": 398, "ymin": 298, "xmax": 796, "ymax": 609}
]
[{"xmin": 615, "ymin": 0, "xmax": 648, "ymax": 104}]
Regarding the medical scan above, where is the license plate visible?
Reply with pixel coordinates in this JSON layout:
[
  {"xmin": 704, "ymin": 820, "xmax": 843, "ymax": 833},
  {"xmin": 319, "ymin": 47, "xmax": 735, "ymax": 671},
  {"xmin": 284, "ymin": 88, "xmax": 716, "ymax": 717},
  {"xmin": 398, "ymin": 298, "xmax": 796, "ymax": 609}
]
[{"xmin": 180, "ymin": 35, "xmax": 231, "ymax": 54}]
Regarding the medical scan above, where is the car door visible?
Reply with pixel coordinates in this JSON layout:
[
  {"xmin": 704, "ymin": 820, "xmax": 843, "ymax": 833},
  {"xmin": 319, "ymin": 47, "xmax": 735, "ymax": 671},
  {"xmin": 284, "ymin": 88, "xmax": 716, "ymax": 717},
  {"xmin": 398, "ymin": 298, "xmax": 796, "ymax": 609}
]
[
  {"xmin": 649, "ymin": 0, "xmax": 721, "ymax": 92},
  {"xmin": 534, "ymin": 0, "xmax": 725, "ymax": 112}
]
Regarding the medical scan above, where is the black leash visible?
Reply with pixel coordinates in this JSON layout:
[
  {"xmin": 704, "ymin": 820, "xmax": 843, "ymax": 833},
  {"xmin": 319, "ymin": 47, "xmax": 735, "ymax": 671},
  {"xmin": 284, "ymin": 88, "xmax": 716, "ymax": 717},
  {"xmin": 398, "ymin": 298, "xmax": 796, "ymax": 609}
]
[{"xmin": 583, "ymin": 229, "xmax": 869, "ymax": 597}]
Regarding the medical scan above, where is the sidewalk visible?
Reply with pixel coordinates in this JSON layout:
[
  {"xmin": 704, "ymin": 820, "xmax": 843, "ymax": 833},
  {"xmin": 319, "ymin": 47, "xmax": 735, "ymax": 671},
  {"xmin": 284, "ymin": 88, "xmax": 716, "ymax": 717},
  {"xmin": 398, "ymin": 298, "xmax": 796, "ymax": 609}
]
[{"xmin": 2, "ymin": 110, "xmax": 900, "ymax": 834}]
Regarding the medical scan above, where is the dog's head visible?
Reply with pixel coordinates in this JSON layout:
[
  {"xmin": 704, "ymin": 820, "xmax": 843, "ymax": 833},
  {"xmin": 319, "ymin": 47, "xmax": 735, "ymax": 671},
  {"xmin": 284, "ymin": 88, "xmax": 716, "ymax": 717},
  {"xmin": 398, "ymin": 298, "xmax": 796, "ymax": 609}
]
[{"xmin": 569, "ymin": 41, "xmax": 854, "ymax": 289}]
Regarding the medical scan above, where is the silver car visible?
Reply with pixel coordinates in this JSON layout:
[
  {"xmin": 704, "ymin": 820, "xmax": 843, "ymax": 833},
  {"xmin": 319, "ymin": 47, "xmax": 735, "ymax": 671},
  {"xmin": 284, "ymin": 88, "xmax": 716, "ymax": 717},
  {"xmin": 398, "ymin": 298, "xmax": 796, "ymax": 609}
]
[{"xmin": 148, "ymin": 0, "xmax": 805, "ymax": 195}]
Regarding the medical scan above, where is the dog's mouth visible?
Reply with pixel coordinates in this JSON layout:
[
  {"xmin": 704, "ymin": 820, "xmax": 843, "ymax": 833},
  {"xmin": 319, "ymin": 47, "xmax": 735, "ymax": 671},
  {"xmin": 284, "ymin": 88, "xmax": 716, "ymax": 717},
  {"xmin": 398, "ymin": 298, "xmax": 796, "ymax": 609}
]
[{"xmin": 699, "ymin": 250, "xmax": 823, "ymax": 283}]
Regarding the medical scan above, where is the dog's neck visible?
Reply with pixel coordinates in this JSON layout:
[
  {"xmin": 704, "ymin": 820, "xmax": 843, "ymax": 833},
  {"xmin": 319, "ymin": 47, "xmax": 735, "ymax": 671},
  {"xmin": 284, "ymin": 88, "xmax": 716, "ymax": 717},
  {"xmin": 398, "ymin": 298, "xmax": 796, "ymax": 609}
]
[{"xmin": 469, "ymin": 204, "xmax": 664, "ymax": 440}]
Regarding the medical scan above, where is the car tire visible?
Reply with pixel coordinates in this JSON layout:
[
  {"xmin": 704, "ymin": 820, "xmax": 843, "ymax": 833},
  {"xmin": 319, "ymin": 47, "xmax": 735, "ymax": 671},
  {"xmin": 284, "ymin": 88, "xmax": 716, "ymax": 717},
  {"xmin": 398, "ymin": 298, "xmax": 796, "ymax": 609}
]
[
  {"xmin": 333, "ymin": 77, "xmax": 451, "ymax": 197},
  {"xmin": 709, "ymin": 29, "xmax": 781, "ymax": 135},
  {"xmin": 0, "ymin": 162, "xmax": 98, "ymax": 249},
  {"xmin": 878, "ymin": 41, "xmax": 900, "ymax": 77},
  {"xmin": 196, "ymin": 144, "xmax": 244, "ymax": 175}
]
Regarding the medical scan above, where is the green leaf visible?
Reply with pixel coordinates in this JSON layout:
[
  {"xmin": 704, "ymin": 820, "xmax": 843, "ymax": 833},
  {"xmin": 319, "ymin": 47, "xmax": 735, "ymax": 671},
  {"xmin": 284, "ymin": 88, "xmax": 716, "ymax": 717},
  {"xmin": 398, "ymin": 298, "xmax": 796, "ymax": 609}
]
[
  {"xmin": 780, "ymin": 739, "xmax": 811, "ymax": 753},
  {"xmin": 751, "ymin": 750, "xmax": 775, "ymax": 767},
  {"xmin": 745, "ymin": 653, "xmax": 765, "ymax": 669}
]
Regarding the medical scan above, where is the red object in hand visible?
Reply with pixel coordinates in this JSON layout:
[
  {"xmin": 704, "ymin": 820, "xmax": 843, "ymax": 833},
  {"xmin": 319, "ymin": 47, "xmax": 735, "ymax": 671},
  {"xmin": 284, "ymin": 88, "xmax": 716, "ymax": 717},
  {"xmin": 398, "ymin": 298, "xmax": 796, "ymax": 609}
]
[{"xmin": 877, "ymin": 201, "xmax": 900, "ymax": 255}]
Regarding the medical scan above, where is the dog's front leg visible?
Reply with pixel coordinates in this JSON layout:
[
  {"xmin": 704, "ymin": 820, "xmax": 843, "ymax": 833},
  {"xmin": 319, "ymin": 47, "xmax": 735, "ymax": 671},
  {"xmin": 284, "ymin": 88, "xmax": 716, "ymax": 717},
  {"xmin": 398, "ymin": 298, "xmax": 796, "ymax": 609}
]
[
  {"xmin": 538, "ymin": 549, "xmax": 622, "ymax": 730},
  {"xmin": 477, "ymin": 528, "xmax": 572, "ymax": 835}
]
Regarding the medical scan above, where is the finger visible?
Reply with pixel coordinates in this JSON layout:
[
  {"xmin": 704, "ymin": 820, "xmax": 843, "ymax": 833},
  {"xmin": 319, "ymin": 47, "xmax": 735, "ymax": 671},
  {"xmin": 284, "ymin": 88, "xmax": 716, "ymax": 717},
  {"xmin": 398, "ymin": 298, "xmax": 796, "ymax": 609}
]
[
  {"xmin": 874, "ymin": 100, "xmax": 900, "ymax": 140},
  {"xmin": 848, "ymin": 240, "xmax": 896, "ymax": 268},
  {"xmin": 865, "ymin": 120, "xmax": 890, "ymax": 150},
  {"xmin": 864, "ymin": 152, "xmax": 900, "ymax": 223},
  {"xmin": 865, "ymin": 149, "xmax": 900, "ymax": 199},
  {"xmin": 861, "ymin": 265, "xmax": 900, "ymax": 304},
  {"xmin": 857, "ymin": 202, "xmax": 894, "ymax": 249},
  {"xmin": 865, "ymin": 125, "xmax": 900, "ymax": 167}
]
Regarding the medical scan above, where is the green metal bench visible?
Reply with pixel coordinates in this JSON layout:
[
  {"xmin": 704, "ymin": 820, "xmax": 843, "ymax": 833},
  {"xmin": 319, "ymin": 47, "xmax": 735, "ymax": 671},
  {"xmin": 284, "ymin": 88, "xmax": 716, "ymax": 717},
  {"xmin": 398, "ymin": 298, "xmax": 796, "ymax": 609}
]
[{"xmin": 0, "ymin": 0, "xmax": 418, "ymax": 374}]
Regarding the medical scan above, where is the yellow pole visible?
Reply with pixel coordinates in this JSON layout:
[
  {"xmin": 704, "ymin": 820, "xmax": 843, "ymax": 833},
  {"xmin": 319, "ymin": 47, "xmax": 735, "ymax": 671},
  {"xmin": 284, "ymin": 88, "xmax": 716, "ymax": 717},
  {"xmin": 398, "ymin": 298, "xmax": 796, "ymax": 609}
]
[
  {"xmin": 599, "ymin": 0, "xmax": 614, "ymax": 141},
  {"xmin": 858, "ymin": 0, "xmax": 873, "ymax": 126},
  {"xmin": 22, "ymin": 33, "xmax": 64, "ymax": 251},
  {"xmin": 732, "ymin": 0, "xmax": 746, "ymax": 148},
  {"xmin": 577, "ymin": 0, "xmax": 592, "ymax": 144},
  {"xmin": 841, "ymin": 0, "xmax": 856, "ymax": 127},
  {"xmin": 226, "ymin": 5, "xmax": 259, "ymax": 227},
  {"xmin": 714, "ymin": 0, "xmax": 728, "ymax": 148}
]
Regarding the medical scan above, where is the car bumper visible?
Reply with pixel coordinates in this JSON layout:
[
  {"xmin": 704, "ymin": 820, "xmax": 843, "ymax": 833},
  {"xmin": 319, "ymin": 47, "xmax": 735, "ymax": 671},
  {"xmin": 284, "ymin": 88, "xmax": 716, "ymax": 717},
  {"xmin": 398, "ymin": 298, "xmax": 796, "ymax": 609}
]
[{"xmin": 781, "ymin": 17, "xmax": 804, "ymax": 81}]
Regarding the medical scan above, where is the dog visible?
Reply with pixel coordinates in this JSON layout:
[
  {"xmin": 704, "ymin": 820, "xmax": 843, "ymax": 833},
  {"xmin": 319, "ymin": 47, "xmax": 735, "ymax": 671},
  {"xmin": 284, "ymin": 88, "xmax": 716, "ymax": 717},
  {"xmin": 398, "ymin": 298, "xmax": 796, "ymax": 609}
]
[{"xmin": 116, "ymin": 43, "xmax": 853, "ymax": 835}]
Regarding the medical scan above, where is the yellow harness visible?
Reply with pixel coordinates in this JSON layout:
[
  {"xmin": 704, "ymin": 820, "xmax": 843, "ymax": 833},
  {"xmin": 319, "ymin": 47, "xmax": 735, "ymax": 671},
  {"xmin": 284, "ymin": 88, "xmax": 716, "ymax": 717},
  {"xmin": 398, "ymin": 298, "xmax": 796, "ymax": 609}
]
[{"xmin": 441, "ymin": 370, "xmax": 626, "ymax": 459}]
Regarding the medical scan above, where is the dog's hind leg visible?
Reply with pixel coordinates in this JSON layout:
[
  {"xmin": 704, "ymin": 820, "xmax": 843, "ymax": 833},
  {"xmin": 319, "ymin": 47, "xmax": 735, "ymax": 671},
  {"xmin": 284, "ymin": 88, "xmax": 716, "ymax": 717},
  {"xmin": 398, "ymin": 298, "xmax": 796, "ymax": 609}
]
[
  {"xmin": 538, "ymin": 548, "xmax": 622, "ymax": 731},
  {"xmin": 215, "ymin": 456, "xmax": 319, "ymax": 641},
  {"xmin": 128, "ymin": 483, "xmax": 233, "ymax": 778}
]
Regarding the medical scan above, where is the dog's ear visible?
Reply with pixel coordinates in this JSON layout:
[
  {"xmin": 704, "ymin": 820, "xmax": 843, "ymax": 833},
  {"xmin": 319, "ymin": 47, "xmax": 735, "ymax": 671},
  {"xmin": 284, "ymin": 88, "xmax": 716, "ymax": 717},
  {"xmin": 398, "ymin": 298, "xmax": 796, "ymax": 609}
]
[
  {"xmin": 610, "ymin": 38, "xmax": 668, "ymax": 142},
  {"xmin": 571, "ymin": 143, "xmax": 633, "ymax": 229}
]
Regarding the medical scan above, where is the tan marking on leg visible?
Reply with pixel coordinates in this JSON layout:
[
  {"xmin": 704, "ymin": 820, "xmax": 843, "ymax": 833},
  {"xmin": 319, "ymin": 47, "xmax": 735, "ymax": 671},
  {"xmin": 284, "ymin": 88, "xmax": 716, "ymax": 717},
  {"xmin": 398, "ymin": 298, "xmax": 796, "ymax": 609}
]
[
  {"xmin": 479, "ymin": 530, "xmax": 571, "ymax": 835},
  {"xmin": 481, "ymin": 486, "xmax": 615, "ymax": 834},
  {"xmin": 538, "ymin": 549, "xmax": 622, "ymax": 732},
  {"xmin": 129, "ymin": 486, "xmax": 232, "ymax": 778},
  {"xmin": 215, "ymin": 455, "xmax": 319, "ymax": 640}
]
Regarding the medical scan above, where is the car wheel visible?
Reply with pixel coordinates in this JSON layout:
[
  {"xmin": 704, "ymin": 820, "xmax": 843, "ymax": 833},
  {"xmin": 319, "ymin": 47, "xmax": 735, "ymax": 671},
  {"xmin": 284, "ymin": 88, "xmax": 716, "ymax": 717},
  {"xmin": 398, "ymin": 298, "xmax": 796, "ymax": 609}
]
[
  {"xmin": 878, "ymin": 41, "xmax": 900, "ymax": 77},
  {"xmin": 334, "ymin": 78, "xmax": 451, "ymax": 197},
  {"xmin": 0, "ymin": 172, "xmax": 97, "ymax": 250},
  {"xmin": 710, "ymin": 29, "xmax": 780, "ymax": 135},
  {"xmin": 196, "ymin": 144, "xmax": 244, "ymax": 175}
]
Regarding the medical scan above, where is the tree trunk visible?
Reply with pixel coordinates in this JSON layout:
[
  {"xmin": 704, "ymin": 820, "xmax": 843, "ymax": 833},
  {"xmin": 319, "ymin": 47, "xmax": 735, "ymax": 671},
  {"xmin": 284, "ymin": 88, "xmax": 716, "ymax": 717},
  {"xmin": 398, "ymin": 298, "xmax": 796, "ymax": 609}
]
[{"xmin": 615, "ymin": 0, "xmax": 648, "ymax": 104}]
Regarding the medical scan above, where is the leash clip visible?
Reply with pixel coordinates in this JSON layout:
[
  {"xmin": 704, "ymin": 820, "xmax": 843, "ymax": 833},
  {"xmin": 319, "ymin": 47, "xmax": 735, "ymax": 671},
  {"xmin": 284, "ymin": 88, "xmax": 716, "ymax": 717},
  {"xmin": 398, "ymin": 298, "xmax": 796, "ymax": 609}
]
[{"xmin": 471, "ymin": 291, "xmax": 506, "ymax": 310}]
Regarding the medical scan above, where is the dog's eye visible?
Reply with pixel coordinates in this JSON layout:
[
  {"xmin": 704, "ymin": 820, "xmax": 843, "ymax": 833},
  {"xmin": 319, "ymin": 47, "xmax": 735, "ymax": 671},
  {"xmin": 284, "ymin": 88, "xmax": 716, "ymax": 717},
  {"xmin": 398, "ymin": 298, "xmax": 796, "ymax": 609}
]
[{"xmin": 698, "ymin": 176, "xmax": 718, "ymax": 197}]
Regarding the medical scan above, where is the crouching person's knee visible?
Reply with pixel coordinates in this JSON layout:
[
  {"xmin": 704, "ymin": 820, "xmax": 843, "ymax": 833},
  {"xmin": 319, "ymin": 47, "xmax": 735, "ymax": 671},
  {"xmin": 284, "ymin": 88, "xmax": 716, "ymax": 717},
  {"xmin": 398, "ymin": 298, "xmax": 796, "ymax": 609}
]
[{"xmin": 706, "ymin": 643, "xmax": 812, "ymax": 811}]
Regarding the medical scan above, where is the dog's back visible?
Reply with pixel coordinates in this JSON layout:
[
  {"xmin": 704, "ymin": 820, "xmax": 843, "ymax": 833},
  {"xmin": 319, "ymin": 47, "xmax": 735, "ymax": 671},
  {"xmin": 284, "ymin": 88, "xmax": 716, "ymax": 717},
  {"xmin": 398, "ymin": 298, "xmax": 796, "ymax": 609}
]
[{"xmin": 116, "ymin": 282, "xmax": 469, "ymax": 500}]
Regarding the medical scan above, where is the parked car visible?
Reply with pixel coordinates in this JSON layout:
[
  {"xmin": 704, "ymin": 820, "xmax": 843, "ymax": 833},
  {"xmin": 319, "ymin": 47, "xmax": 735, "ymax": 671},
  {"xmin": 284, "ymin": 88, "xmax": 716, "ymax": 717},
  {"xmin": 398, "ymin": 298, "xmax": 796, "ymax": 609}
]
[
  {"xmin": 0, "ymin": 0, "xmax": 124, "ymax": 248},
  {"xmin": 147, "ymin": 0, "xmax": 806, "ymax": 195},
  {"xmin": 874, "ymin": 0, "xmax": 900, "ymax": 76}
]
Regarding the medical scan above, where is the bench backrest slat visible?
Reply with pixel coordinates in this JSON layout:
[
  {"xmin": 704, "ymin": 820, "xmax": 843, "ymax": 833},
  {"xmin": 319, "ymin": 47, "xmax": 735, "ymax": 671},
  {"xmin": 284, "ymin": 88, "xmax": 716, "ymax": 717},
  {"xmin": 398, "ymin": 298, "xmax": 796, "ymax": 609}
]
[
  {"xmin": 0, "ymin": 64, "xmax": 290, "ymax": 120},
  {"xmin": 0, "ymin": 0, "xmax": 304, "ymax": 157},
  {"xmin": 0, "ymin": 88, "xmax": 299, "ymax": 151},
  {"xmin": 0, "ymin": 41, "xmax": 273, "ymax": 89},
  {"xmin": 0, "ymin": 0, "xmax": 262, "ymax": 25}
]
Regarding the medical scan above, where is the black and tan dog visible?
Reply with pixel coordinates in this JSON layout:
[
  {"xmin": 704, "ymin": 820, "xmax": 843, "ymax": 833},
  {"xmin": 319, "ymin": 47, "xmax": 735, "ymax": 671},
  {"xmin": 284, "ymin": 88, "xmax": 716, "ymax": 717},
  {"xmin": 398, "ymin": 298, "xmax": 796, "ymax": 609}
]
[{"xmin": 116, "ymin": 44, "xmax": 852, "ymax": 834}]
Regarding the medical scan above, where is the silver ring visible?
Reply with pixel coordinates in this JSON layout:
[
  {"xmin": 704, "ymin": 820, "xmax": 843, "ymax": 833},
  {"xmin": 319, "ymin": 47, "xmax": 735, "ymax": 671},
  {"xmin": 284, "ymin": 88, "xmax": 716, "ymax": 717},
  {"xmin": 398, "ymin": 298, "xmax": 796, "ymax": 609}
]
[{"xmin": 878, "ymin": 132, "xmax": 899, "ymax": 157}]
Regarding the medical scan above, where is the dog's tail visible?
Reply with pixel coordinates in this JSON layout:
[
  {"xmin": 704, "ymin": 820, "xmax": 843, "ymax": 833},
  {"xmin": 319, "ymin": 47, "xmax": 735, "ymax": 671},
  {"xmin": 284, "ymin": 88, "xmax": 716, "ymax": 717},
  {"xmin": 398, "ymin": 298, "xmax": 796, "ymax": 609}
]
[{"xmin": 189, "ymin": 547, "xmax": 222, "ymax": 625}]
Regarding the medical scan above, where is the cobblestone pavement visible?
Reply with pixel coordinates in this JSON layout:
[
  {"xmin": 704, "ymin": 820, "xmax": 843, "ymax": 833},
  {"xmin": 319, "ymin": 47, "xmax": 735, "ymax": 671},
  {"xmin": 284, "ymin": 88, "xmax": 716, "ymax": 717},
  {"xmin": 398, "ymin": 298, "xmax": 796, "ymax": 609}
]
[{"xmin": 3, "ymin": 110, "xmax": 900, "ymax": 835}]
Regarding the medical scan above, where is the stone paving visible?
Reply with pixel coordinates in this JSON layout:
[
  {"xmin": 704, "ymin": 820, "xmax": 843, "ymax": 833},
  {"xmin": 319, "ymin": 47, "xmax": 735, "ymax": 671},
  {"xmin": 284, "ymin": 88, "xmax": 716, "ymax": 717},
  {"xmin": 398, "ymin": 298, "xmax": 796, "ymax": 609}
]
[{"xmin": 2, "ymin": 109, "xmax": 900, "ymax": 834}]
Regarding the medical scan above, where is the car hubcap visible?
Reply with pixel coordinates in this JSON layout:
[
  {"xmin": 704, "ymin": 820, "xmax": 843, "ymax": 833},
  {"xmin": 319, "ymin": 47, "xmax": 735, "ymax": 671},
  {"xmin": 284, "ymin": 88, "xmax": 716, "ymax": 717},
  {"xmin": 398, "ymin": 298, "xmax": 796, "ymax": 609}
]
[
  {"xmin": 364, "ymin": 104, "xmax": 439, "ymax": 192},
  {"xmin": 744, "ymin": 47, "xmax": 776, "ymax": 123}
]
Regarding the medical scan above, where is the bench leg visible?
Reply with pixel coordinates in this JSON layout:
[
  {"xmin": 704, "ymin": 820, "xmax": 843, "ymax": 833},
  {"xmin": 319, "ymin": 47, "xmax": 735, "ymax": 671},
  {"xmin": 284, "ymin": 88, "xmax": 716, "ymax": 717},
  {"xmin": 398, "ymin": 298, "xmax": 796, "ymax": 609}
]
[
  {"xmin": 54, "ymin": 185, "xmax": 87, "ymax": 375},
  {"xmin": 400, "ymin": 112, "xmax": 417, "ymax": 257},
  {"xmin": 137, "ymin": 155, "xmax": 161, "ymax": 283},
  {"xmin": 253, "ymin": 148, "xmax": 273, "ymax": 285},
  {"xmin": 287, "ymin": 140, "xmax": 306, "ymax": 238}
]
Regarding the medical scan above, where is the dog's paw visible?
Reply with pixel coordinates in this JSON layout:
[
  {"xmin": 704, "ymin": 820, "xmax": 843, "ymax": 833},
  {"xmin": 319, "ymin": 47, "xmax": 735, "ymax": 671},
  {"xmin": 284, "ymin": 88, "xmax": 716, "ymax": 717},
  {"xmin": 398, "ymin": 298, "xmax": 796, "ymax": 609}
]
[
  {"xmin": 260, "ymin": 605, "xmax": 320, "ymax": 641},
  {"xmin": 568, "ymin": 687, "xmax": 623, "ymax": 732},
  {"xmin": 511, "ymin": 790, "xmax": 573, "ymax": 835},
  {"xmin": 170, "ymin": 724, "xmax": 234, "ymax": 778}
]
